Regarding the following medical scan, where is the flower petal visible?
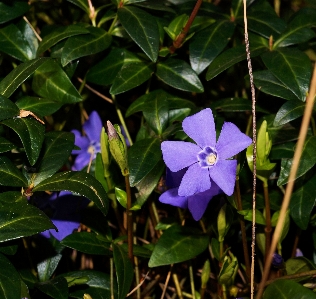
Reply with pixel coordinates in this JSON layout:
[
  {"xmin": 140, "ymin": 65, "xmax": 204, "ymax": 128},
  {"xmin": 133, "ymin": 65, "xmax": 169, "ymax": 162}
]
[
  {"xmin": 41, "ymin": 220, "xmax": 79, "ymax": 241},
  {"xmin": 188, "ymin": 188, "xmax": 217, "ymax": 221},
  {"xmin": 159, "ymin": 188, "xmax": 188, "ymax": 209},
  {"xmin": 216, "ymin": 122, "xmax": 252, "ymax": 160},
  {"xmin": 72, "ymin": 152, "xmax": 92, "ymax": 171},
  {"xmin": 209, "ymin": 159, "xmax": 237, "ymax": 196},
  {"xmin": 182, "ymin": 108, "xmax": 216, "ymax": 148},
  {"xmin": 72, "ymin": 130, "xmax": 89, "ymax": 154},
  {"xmin": 161, "ymin": 141, "xmax": 200, "ymax": 172},
  {"xmin": 178, "ymin": 163, "xmax": 211, "ymax": 196},
  {"xmin": 83, "ymin": 111, "xmax": 103, "ymax": 142}
]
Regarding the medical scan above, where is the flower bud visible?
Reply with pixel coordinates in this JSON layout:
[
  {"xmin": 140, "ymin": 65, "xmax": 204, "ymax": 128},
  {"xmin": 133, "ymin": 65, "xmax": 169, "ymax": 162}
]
[
  {"xmin": 100, "ymin": 127, "xmax": 111, "ymax": 175},
  {"xmin": 107, "ymin": 121, "xmax": 129, "ymax": 176},
  {"xmin": 201, "ymin": 260, "xmax": 211, "ymax": 288},
  {"xmin": 218, "ymin": 253, "xmax": 238, "ymax": 286}
]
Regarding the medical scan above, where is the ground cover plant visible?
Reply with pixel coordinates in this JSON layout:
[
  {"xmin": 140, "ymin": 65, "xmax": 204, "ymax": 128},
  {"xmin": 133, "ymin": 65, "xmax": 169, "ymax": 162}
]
[{"xmin": 0, "ymin": 0, "xmax": 316, "ymax": 298}]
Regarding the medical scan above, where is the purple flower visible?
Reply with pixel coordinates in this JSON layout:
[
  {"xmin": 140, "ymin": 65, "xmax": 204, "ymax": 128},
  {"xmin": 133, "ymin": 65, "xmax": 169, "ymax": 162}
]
[
  {"xmin": 272, "ymin": 253, "xmax": 284, "ymax": 268},
  {"xmin": 161, "ymin": 109, "xmax": 252, "ymax": 196},
  {"xmin": 71, "ymin": 111, "xmax": 102, "ymax": 171},
  {"xmin": 39, "ymin": 191, "xmax": 89, "ymax": 241},
  {"xmin": 159, "ymin": 168, "xmax": 222, "ymax": 220}
]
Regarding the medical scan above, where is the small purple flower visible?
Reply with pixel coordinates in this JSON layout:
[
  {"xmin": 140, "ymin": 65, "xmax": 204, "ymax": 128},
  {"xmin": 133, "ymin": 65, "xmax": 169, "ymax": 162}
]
[
  {"xmin": 71, "ymin": 111, "xmax": 102, "ymax": 171},
  {"xmin": 161, "ymin": 109, "xmax": 252, "ymax": 196},
  {"xmin": 159, "ymin": 168, "xmax": 222, "ymax": 220},
  {"xmin": 39, "ymin": 191, "xmax": 89, "ymax": 241},
  {"xmin": 272, "ymin": 253, "xmax": 284, "ymax": 268}
]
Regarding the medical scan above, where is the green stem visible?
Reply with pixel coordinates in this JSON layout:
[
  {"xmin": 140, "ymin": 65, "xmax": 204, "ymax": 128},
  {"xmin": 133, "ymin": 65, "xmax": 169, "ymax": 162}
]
[
  {"xmin": 189, "ymin": 261, "xmax": 196, "ymax": 299},
  {"xmin": 108, "ymin": 13, "xmax": 118, "ymax": 34},
  {"xmin": 263, "ymin": 183, "xmax": 272, "ymax": 263},
  {"xmin": 125, "ymin": 175, "xmax": 133, "ymax": 262}
]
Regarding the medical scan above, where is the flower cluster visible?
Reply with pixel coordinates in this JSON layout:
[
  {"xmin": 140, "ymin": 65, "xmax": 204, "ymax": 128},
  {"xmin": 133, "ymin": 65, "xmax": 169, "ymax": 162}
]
[{"xmin": 160, "ymin": 108, "xmax": 252, "ymax": 220}]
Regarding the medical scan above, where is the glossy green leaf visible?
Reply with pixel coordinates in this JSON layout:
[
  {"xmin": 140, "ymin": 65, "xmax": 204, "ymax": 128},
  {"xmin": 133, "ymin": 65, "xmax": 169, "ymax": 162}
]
[
  {"xmin": 36, "ymin": 276, "xmax": 68, "ymax": 299},
  {"xmin": 32, "ymin": 132, "xmax": 75, "ymax": 185},
  {"xmin": 156, "ymin": 58, "xmax": 204, "ymax": 93},
  {"xmin": 37, "ymin": 25, "xmax": 89, "ymax": 54},
  {"xmin": 1, "ymin": 117, "xmax": 45, "ymax": 166},
  {"xmin": 285, "ymin": 257, "xmax": 316, "ymax": 276},
  {"xmin": 238, "ymin": 209, "xmax": 266, "ymax": 225},
  {"xmin": 0, "ymin": 253, "xmax": 21, "ymax": 299},
  {"xmin": 290, "ymin": 174, "xmax": 316, "ymax": 230},
  {"xmin": 0, "ymin": 157, "xmax": 28, "ymax": 187},
  {"xmin": 0, "ymin": 24, "xmax": 34, "ymax": 61},
  {"xmin": 164, "ymin": 14, "xmax": 188, "ymax": 40},
  {"xmin": 16, "ymin": 18, "xmax": 38, "ymax": 58},
  {"xmin": 263, "ymin": 279, "xmax": 316, "ymax": 299},
  {"xmin": 110, "ymin": 62, "xmax": 154, "ymax": 95},
  {"xmin": 261, "ymin": 48, "xmax": 312, "ymax": 101},
  {"xmin": 67, "ymin": 0, "xmax": 89, "ymax": 12},
  {"xmin": 128, "ymin": 138, "xmax": 161, "ymax": 186},
  {"xmin": 15, "ymin": 96, "xmax": 62, "ymax": 116},
  {"xmin": 0, "ymin": 57, "xmax": 49, "ymax": 98},
  {"xmin": 0, "ymin": 95, "xmax": 20, "ymax": 120},
  {"xmin": 274, "ymin": 100, "xmax": 306, "ymax": 126},
  {"xmin": 113, "ymin": 243, "xmax": 134, "ymax": 299},
  {"xmin": 0, "ymin": 137, "xmax": 15, "ymax": 153},
  {"xmin": 33, "ymin": 171, "xmax": 108, "ymax": 216},
  {"xmin": 277, "ymin": 136, "xmax": 316, "ymax": 185},
  {"xmin": 288, "ymin": 7, "xmax": 316, "ymax": 28},
  {"xmin": 206, "ymin": 40, "xmax": 267, "ymax": 80},
  {"xmin": 149, "ymin": 225, "xmax": 209, "ymax": 267},
  {"xmin": 61, "ymin": 27, "xmax": 111, "ymax": 66},
  {"xmin": 115, "ymin": 187, "xmax": 127, "ymax": 209},
  {"xmin": 253, "ymin": 70, "xmax": 298, "ymax": 101},
  {"xmin": 32, "ymin": 59, "xmax": 82, "ymax": 103},
  {"xmin": 270, "ymin": 143, "xmax": 295, "ymax": 160},
  {"xmin": 61, "ymin": 232, "xmax": 112, "ymax": 255},
  {"xmin": 86, "ymin": 48, "xmax": 125, "ymax": 86},
  {"xmin": 274, "ymin": 27, "xmax": 315, "ymax": 48},
  {"xmin": 211, "ymin": 97, "xmax": 268, "ymax": 113},
  {"xmin": 0, "ymin": 1, "xmax": 30, "ymax": 24},
  {"xmin": 190, "ymin": 20, "xmax": 235, "ymax": 74},
  {"xmin": 118, "ymin": 6, "xmax": 159, "ymax": 62},
  {"xmin": 0, "ymin": 191, "xmax": 55, "ymax": 242},
  {"xmin": 37, "ymin": 254, "xmax": 62, "ymax": 282}
]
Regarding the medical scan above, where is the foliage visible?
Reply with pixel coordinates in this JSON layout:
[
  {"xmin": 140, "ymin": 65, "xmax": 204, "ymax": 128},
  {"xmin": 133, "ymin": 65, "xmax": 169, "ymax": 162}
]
[{"xmin": 0, "ymin": 0, "xmax": 316, "ymax": 298}]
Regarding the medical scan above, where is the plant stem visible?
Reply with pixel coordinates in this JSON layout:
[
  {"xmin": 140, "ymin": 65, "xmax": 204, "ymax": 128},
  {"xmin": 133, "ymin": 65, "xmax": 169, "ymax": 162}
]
[
  {"xmin": 125, "ymin": 175, "xmax": 134, "ymax": 262},
  {"xmin": 110, "ymin": 257, "xmax": 114, "ymax": 299},
  {"xmin": 189, "ymin": 261, "xmax": 196, "ymax": 299},
  {"xmin": 169, "ymin": 0, "xmax": 203, "ymax": 53},
  {"xmin": 234, "ymin": 178, "xmax": 251, "ymax": 282},
  {"xmin": 263, "ymin": 183, "xmax": 272, "ymax": 263}
]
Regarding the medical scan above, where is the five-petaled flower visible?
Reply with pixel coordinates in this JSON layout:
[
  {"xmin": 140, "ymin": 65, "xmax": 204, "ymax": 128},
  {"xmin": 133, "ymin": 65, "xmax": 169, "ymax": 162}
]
[
  {"xmin": 71, "ymin": 111, "xmax": 102, "ymax": 171},
  {"xmin": 159, "ymin": 168, "xmax": 222, "ymax": 220},
  {"xmin": 161, "ymin": 108, "xmax": 252, "ymax": 197}
]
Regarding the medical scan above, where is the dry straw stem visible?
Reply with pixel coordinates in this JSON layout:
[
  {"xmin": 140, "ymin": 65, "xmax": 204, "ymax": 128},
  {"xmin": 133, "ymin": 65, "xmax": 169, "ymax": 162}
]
[{"xmin": 256, "ymin": 63, "xmax": 316, "ymax": 299}]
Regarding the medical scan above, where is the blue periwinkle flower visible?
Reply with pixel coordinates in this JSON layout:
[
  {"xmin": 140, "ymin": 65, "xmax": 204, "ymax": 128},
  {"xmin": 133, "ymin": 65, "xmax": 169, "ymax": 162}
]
[
  {"xmin": 71, "ymin": 111, "xmax": 102, "ymax": 171},
  {"xmin": 161, "ymin": 108, "xmax": 252, "ymax": 197}
]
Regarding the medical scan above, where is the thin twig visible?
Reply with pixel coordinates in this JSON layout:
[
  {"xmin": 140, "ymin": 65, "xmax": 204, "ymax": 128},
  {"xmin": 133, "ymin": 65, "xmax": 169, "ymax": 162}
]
[
  {"xmin": 256, "ymin": 63, "xmax": 316, "ymax": 299},
  {"xmin": 23, "ymin": 16, "xmax": 42, "ymax": 41},
  {"xmin": 161, "ymin": 265, "xmax": 173, "ymax": 299},
  {"xmin": 125, "ymin": 175, "xmax": 134, "ymax": 262},
  {"xmin": 243, "ymin": 0, "xmax": 257, "ymax": 297}
]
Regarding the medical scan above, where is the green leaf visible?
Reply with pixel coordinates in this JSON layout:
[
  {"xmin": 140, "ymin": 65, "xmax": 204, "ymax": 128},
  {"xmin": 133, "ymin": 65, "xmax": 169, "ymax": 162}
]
[
  {"xmin": 35, "ymin": 276, "xmax": 68, "ymax": 299},
  {"xmin": 274, "ymin": 27, "xmax": 315, "ymax": 48},
  {"xmin": 0, "ymin": 95, "xmax": 20, "ymax": 120},
  {"xmin": 86, "ymin": 48, "xmax": 125, "ymax": 86},
  {"xmin": 0, "ymin": 24, "xmax": 34, "ymax": 61},
  {"xmin": 288, "ymin": 7, "xmax": 316, "ymax": 28},
  {"xmin": 0, "ymin": 191, "xmax": 55, "ymax": 242},
  {"xmin": 190, "ymin": 20, "xmax": 235, "ymax": 74},
  {"xmin": 274, "ymin": 100, "xmax": 306, "ymax": 126},
  {"xmin": 61, "ymin": 232, "xmax": 112, "ymax": 255},
  {"xmin": 253, "ymin": 70, "xmax": 298, "ymax": 101},
  {"xmin": 32, "ymin": 59, "xmax": 82, "ymax": 103},
  {"xmin": 61, "ymin": 27, "xmax": 112, "ymax": 66},
  {"xmin": 0, "ymin": 137, "xmax": 15, "ymax": 153},
  {"xmin": 263, "ymin": 279, "xmax": 316, "ymax": 299},
  {"xmin": 238, "ymin": 209, "xmax": 266, "ymax": 225},
  {"xmin": 0, "ymin": 157, "xmax": 28, "ymax": 187},
  {"xmin": 15, "ymin": 96, "xmax": 62, "ymax": 116},
  {"xmin": 261, "ymin": 48, "xmax": 312, "ymax": 101},
  {"xmin": 1, "ymin": 117, "xmax": 45, "ymax": 166},
  {"xmin": 67, "ymin": 0, "xmax": 89, "ymax": 13},
  {"xmin": 164, "ymin": 14, "xmax": 188, "ymax": 40},
  {"xmin": 290, "ymin": 174, "xmax": 316, "ymax": 230},
  {"xmin": 32, "ymin": 132, "xmax": 75, "ymax": 185},
  {"xmin": 211, "ymin": 97, "xmax": 268, "ymax": 113},
  {"xmin": 277, "ymin": 136, "xmax": 316, "ymax": 185},
  {"xmin": 115, "ymin": 187, "xmax": 127, "ymax": 208},
  {"xmin": 0, "ymin": 57, "xmax": 50, "ymax": 98},
  {"xmin": 0, "ymin": 1, "xmax": 30, "ymax": 24},
  {"xmin": 156, "ymin": 58, "xmax": 204, "ymax": 93},
  {"xmin": 118, "ymin": 6, "xmax": 159, "ymax": 62},
  {"xmin": 0, "ymin": 253, "xmax": 21, "ymax": 299},
  {"xmin": 128, "ymin": 138, "xmax": 161, "ymax": 186},
  {"xmin": 270, "ymin": 143, "xmax": 295, "ymax": 160},
  {"xmin": 110, "ymin": 62, "xmax": 154, "ymax": 95},
  {"xmin": 16, "ymin": 18, "xmax": 38, "ymax": 58},
  {"xmin": 113, "ymin": 243, "xmax": 134, "ymax": 299},
  {"xmin": 285, "ymin": 257, "xmax": 316, "ymax": 277},
  {"xmin": 33, "ymin": 171, "xmax": 109, "ymax": 216},
  {"xmin": 149, "ymin": 225, "xmax": 209, "ymax": 267},
  {"xmin": 37, "ymin": 254, "xmax": 62, "ymax": 282},
  {"xmin": 37, "ymin": 24, "xmax": 89, "ymax": 54}
]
